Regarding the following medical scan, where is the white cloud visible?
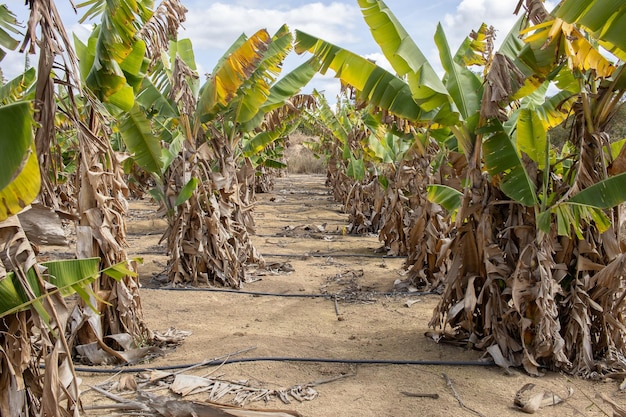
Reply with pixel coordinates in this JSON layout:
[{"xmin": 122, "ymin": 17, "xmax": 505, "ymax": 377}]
[
  {"xmin": 442, "ymin": 0, "xmax": 559, "ymax": 52},
  {"xmin": 442, "ymin": 0, "xmax": 521, "ymax": 51},
  {"xmin": 180, "ymin": 2, "xmax": 361, "ymax": 51}
]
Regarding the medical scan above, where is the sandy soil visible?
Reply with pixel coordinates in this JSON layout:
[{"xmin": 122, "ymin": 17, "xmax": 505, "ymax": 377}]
[{"xmin": 74, "ymin": 174, "xmax": 625, "ymax": 417}]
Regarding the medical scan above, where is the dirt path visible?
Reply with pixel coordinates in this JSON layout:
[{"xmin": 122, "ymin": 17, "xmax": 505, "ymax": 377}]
[{"xmin": 80, "ymin": 174, "xmax": 624, "ymax": 417}]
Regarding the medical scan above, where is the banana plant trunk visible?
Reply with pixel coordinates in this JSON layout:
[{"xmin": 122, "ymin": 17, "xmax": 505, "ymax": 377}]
[
  {"xmin": 0, "ymin": 216, "xmax": 81, "ymax": 417},
  {"xmin": 73, "ymin": 115, "xmax": 152, "ymax": 356},
  {"xmin": 165, "ymin": 134, "xmax": 262, "ymax": 287}
]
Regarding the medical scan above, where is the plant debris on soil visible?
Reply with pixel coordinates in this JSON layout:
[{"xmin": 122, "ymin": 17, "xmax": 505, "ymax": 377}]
[{"xmin": 66, "ymin": 174, "xmax": 626, "ymax": 417}]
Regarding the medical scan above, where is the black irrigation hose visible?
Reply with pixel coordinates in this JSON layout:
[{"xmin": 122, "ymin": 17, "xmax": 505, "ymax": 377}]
[
  {"xmin": 146, "ymin": 287, "xmax": 437, "ymax": 298},
  {"xmin": 74, "ymin": 357, "xmax": 495, "ymax": 374},
  {"xmin": 261, "ymin": 252, "xmax": 407, "ymax": 259}
]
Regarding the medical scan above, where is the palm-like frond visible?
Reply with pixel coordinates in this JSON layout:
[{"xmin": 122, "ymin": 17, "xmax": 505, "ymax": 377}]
[
  {"xmin": 0, "ymin": 5, "xmax": 20, "ymax": 63},
  {"xmin": 357, "ymin": 0, "xmax": 449, "ymax": 111},
  {"xmin": 295, "ymin": 30, "xmax": 435, "ymax": 123},
  {"xmin": 195, "ymin": 29, "xmax": 270, "ymax": 123}
]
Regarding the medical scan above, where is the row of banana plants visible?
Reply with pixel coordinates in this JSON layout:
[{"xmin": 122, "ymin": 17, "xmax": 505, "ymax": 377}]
[
  {"xmin": 0, "ymin": 0, "xmax": 317, "ymax": 415},
  {"xmin": 295, "ymin": 0, "xmax": 626, "ymax": 376}
]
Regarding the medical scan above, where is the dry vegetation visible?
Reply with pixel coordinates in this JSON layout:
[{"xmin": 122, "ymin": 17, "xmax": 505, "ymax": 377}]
[
  {"xmin": 75, "ymin": 174, "xmax": 626, "ymax": 417},
  {"xmin": 285, "ymin": 132, "xmax": 326, "ymax": 175}
]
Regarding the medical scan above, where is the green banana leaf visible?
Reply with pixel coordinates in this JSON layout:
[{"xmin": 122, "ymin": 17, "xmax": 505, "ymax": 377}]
[
  {"xmin": 1, "ymin": 258, "xmax": 99, "ymax": 319},
  {"xmin": 313, "ymin": 90, "xmax": 350, "ymax": 145},
  {"xmin": 76, "ymin": 0, "xmax": 152, "ymax": 110},
  {"xmin": 120, "ymin": 102, "xmax": 164, "ymax": 174},
  {"xmin": 482, "ymin": 121, "xmax": 538, "ymax": 206},
  {"xmin": 427, "ymin": 184, "xmax": 463, "ymax": 212},
  {"xmin": 175, "ymin": 178, "xmax": 199, "ymax": 206},
  {"xmin": 568, "ymin": 171, "xmax": 626, "ymax": 208},
  {"xmin": 0, "ymin": 4, "xmax": 20, "ymax": 62},
  {"xmin": 538, "ymin": 172, "xmax": 626, "ymax": 237},
  {"xmin": 346, "ymin": 155, "xmax": 365, "ymax": 181},
  {"xmin": 136, "ymin": 77, "xmax": 179, "ymax": 119},
  {"xmin": 516, "ymin": 108, "xmax": 548, "ymax": 169},
  {"xmin": 295, "ymin": 30, "xmax": 425, "ymax": 122},
  {"xmin": 0, "ymin": 257, "xmax": 136, "ymax": 319},
  {"xmin": 434, "ymin": 23, "xmax": 483, "ymax": 120},
  {"xmin": 171, "ymin": 38, "xmax": 197, "ymax": 72},
  {"xmin": 260, "ymin": 158, "xmax": 287, "ymax": 169},
  {"xmin": 357, "ymin": 0, "xmax": 449, "ymax": 111}
]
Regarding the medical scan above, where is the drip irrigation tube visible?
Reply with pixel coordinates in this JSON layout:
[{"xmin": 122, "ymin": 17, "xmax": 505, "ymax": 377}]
[
  {"xmin": 73, "ymin": 357, "xmax": 495, "ymax": 374},
  {"xmin": 146, "ymin": 287, "xmax": 437, "ymax": 298},
  {"xmin": 261, "ymin": 252, "xmax": 407, "ymax": 259}
]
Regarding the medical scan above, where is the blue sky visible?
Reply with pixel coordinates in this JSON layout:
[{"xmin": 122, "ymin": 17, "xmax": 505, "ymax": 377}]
[{"xmin": 3, "ymin": 0, "xmax": 533, "ymax": 100}]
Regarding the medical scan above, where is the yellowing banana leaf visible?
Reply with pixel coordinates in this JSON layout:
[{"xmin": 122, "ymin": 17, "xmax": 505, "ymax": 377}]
[
  {"xmin": 240, "ymin": 60, "xmax": 318, "ymax": 132},
  {"xmin": 454, "ymin": 23, "xmax": 491, "ymax": 67},
  {"xmin": 427, "ymin": 184, "xmax": 462, "ymax": 212},
  {"xmin": 522, "ymin": 17, "xmax": 615, "ymax": 79},
  {"xmin": 101, "ymin": 258, "xmax": 140, "ymax": 280},
  {"xmin": 0, "ymin": 68, "xmax": 36, "ymax": 104},
  {"xmin": 195, "ymin": 29, "xmax": 270, "ymax": 123},
  {"xmin": 243, "ymin": 130, "xmax": 281, "ymax": 158},
  {"xmin": 313, "ymin": 90, "xmax": 350, "ymax": 145},
  {"xmin": 557, "ymin": 0, "xmax": 626, "ymax": 61},
  {"xmin": 0, "ymin": 101, "xmax": 34, "ymax": 191},
  {"xmin": 295, "ymin": 30, "xmax": 424, "ymax": 122},
  {"xmin": 120, "ymin": 102, "xmax": 164, "ymax": 174},
  {"xmin": 482, "ymin": 121, "xmax": 538, "ymax": 206},
  {"xmin": 357, "ymin": 0, "xmax": 449, "ymax": 111},
  {"xmin": 236, "ymin": 25, "xmax": 292, "ymax": 125},
  {"xmin": 0, "ymin": 145, "xmax": 40, "ymax": 221}
]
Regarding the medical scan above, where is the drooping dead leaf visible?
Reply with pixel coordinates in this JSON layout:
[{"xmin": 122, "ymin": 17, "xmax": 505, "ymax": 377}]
[
  {"xmin": 513, "ymin": 383, "xmax": 572, "ymax": 413},
  {"xmin": 18, "ymin": 203, "xmax": 68, "ymax": 246},
  {"xmin": 486, "ymin": 344, "xmax": 511, "ymax": 371}
]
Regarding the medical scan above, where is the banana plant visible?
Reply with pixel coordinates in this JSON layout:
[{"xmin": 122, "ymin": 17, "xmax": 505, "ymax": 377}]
[
  {"xmin": 297, "ymin": 0, "xmax": 626, "ymax": 376},
  {"xmin": 118, "ymin": 25, "xmax": 317, "ymax": 287}
]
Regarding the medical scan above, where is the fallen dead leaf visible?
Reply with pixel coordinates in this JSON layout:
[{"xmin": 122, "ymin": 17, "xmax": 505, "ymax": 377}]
[{"xmin": 513, "ymin": 383, "xmax": 572, "ymax": 414}]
